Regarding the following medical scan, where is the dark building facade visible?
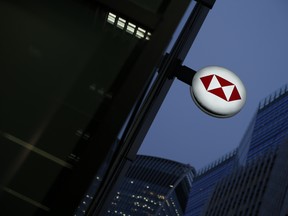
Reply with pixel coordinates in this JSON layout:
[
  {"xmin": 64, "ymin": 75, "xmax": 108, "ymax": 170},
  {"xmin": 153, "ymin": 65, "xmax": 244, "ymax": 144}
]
[
  {"xmin": 105, "ymin": 155, "xmax": 195, "ymax": 216},
  {"xmin": 1, "ymin": 0, "xmax": 201, "ymax": 215}
]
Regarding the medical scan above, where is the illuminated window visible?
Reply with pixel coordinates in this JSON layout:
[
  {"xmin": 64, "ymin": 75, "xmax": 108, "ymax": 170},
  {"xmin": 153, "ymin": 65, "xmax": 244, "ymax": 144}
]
[
  {"xmin": 117, "ymin": 17, "xmax": 126, "ymax": 29},
  {"xmin": 106, "ymin": 12, "xmax": 151, "ymax": 40},
  {"xmin": 107, "ymin": 12, "xmax": 116, "ymax": 24},
  {"xmin": 127, "ymin": 22, "xmax": 136, "ymax": 34},
  {"xmin": 136, "ymin": 27, "xmax": 146, "ymax": 39},
  {"xmin": 146, "ymin": 32, "xmax": 152, "ymax": 40}
]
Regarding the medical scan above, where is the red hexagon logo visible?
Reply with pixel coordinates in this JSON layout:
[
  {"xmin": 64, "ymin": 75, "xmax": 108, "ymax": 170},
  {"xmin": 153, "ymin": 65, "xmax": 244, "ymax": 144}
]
[{"xmin": 200, "ymin": 74, "xmax": 241, "ymax": 102}]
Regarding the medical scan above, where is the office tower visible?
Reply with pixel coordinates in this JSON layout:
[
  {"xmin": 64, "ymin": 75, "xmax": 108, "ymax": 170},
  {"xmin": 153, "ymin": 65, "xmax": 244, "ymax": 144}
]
[
  {"xmin": 184, "ymin": 149, "xmax": 237, "ymax": 216},
  {"xmin": 105, "ymin": 155, "xmax": 195, "ymax": 216},
  {"xmin": 186, "ymin": 84, "xmax": 288, "ymax": 216},
  {"xmin": 0, "ymin": 0, "xmax": 193, "ymax": 215},
  {"xmin": 202, "ymin": 85, "xmax": 288, "ymax": 216},
  {"xmin": 239, "ymin": 84, "xmax": 288, "ymax": 164},
  {"xmin": 203, "ymin": 140, "xmax": 288, "ymax": 216}
]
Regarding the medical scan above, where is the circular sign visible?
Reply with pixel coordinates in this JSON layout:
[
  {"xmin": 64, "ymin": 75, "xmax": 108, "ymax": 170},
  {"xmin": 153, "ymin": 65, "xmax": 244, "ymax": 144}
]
[{"xmin": 190, "ymin": 66, "xmax": 246, "ymax": 118}]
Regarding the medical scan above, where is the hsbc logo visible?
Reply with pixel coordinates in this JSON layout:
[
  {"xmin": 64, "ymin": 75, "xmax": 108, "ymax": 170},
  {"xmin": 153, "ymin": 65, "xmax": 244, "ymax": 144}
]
[
  {"xmin": 200, "ymin": 74, "xmax": 241, "ymax": 102},
  {"xmin": 190, "ymin": 66, "xmax": 246, "ymax": 118}
]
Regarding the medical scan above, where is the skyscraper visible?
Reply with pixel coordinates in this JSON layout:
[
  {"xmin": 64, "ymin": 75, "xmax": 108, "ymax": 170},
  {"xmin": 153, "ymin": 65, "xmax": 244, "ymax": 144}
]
[
  {"xmin": 184, "ymin": 149, "xmax": 237, "ymax": 216},
  {"xmin": 240, "ymin": 84, "xmax": 288, "ymax": 163},
  {"xmin": 106, "ymin": 155, "xmax": 195, "ymax": 216},
  {"xmin": 203, "ymin": 140, "xmax": 288, "ymax": 216},
  {"xmin": 185, "ymin": 84, "xmax": 288, "ymax": 216}
]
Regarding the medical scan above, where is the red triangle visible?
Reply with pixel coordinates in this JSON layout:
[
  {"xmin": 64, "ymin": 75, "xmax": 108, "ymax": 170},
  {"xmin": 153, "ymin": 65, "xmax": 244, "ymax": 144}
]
[
  {"xmin": 229, "ymin": 86, "xmax": 241, "ymax": 101},
  {"xmin": 209, "ymin": 87, "xmax": 227, "ymax": 101},
  {"xmin": 200, "ymin": 75, "xmax": 214, "ymax": 90},
  {"xmin": 215, "ymin": 75, "xmax": 234, "ymax": 87}
]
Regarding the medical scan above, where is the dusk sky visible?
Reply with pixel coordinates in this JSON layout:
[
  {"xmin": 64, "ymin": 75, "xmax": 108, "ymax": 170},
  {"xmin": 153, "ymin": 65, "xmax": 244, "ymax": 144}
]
[{"xmin": 138, "ymin": 0, "xmax": 288, "ymax": 170}]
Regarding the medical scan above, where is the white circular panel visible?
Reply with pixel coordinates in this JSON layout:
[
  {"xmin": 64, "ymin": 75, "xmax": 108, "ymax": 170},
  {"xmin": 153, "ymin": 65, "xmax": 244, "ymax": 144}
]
[{"xmin": 190, "ymin": 66, "xmax": 246, "ymax": 118}]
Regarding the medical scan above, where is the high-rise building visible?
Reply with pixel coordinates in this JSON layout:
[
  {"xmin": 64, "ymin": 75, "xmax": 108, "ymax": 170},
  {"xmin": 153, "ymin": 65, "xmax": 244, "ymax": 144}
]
[
  {"xmin": 185, "ymin": 84, "xmax": 288, "ymax": 216},
  {"xmin": 203, "ymin": 140, "xmax": 288, "ymax": 216},
  {"xmin": 184, "ymin": 149, "xmax": 237, "ymax": 216},
  {"xmin": 106, "ymin": 155, "xmax": 195, "ymax": 216},
  {"xmin": 239, "ymin": 84, "xmax": 288, "ymax": 163},
  {"xmin": 233, "ymin": 84, "xmax": 288, "ymax": 170}
]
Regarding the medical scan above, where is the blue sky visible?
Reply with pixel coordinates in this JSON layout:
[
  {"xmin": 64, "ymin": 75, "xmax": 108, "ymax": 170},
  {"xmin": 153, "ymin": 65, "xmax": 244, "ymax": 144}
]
[{"xmin": 138, "ymin": 0, "xmax": 288, "ymax": 170}]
